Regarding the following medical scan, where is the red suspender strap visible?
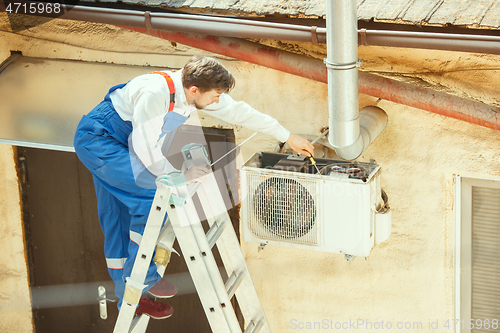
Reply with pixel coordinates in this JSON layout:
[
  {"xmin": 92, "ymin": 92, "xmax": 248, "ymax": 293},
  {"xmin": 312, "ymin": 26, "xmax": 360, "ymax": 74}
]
[{"xmin": 150, "ymin": 71, "xmax": 175, "ymax": 112}]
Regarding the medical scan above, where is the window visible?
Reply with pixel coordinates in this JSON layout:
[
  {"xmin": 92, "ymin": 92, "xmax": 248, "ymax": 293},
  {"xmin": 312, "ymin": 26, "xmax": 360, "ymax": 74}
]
[{"xmin": 455, "ymin": 176, "xmax": 500, "ymax": 333}]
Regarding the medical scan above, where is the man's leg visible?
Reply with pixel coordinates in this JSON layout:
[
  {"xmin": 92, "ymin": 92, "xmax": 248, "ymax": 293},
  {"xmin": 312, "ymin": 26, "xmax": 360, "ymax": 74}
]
[
  {"xmin": 92, "ymin": 176, "xmax": 130, "ymax": 306},
  {"xmin": 74, "ymin": 110, "xmax": 170, "ymax": 307},
  {"xmin": 92, "ymin": 175, "xmax": 171, "ymax": 307}
]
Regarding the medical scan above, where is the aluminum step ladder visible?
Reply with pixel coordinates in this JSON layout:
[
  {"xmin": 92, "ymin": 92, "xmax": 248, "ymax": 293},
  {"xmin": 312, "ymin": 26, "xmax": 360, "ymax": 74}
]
[{"xmin": 113, "ymin": 144, "xmax": 271, "ymax": 333}]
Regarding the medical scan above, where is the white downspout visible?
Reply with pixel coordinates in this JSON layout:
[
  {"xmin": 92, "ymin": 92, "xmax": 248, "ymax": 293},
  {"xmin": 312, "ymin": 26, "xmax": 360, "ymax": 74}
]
[{"xmin": 326, "ymin": 0, "xmax": 387, "ymax": 160}]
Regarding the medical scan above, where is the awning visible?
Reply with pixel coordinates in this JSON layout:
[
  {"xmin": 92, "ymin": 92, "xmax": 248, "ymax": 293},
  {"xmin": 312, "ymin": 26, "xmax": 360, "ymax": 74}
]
[{"xmin": 0, "ymin": 53, "xmax": 169, "ymax": 151}]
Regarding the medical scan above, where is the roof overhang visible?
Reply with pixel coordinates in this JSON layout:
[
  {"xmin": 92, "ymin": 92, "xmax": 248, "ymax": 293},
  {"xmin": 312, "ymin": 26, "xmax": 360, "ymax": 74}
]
[{"xmin": 0, "ymin": 53, "xmax": 168, "ymax": 151}]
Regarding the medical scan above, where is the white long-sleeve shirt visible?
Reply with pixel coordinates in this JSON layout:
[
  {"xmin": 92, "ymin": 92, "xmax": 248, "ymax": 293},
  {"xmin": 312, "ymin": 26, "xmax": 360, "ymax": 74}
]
[{"xmin": 110, "ymin": 69, "xmax": 290, "ymax": 177}]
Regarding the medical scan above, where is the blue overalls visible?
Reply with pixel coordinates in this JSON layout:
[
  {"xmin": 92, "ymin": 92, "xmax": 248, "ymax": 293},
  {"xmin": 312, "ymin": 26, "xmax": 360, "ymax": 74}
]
[{"xmin": 73, "ymin": 78, "xmax": 188, "ymax": 308}]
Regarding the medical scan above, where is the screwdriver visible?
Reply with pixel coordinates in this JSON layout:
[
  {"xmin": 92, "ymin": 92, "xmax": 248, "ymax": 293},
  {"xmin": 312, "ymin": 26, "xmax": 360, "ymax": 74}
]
[
  {"xmin": 307, "ymin": 129, "xmax": 328, "ymax": 175},
  {"xmin": 309, "ymin": 156, "xmax": 321, "ymax": 174}
]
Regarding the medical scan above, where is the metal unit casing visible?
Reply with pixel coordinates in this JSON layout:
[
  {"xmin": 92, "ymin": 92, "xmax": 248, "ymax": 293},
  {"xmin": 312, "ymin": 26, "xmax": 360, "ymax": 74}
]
[{"xmin": 242, "ymin": 152, "xmax": 390, "ymax": 257}]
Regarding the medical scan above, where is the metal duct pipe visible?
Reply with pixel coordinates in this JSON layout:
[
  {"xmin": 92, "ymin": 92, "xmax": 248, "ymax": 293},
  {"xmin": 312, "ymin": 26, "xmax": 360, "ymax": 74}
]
[
  {"xmin": 326, "ymin": 0, "xmax": 387, "ymax": 160},
  {"xmin": 325, "ymin": 0, "xmax": 359, "ymax": 153},
  {"xmin": 357, "ymin": 106, "xmax": 388, "ymax": 155},
  {"xmin": 331, "ymin": 105, "xmax": 389, "ymax": 160}
]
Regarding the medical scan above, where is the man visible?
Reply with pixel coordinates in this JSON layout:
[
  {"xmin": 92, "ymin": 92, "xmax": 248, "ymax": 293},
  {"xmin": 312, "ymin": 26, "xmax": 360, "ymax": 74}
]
[{"xmin": 74, "ymin": 55, "xmax": 314, "ymax": 319}]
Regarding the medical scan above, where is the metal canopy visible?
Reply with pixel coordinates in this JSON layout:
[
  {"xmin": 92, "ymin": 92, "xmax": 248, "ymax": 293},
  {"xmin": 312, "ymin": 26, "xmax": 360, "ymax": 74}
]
[{"xmin": 0, "ymin": 54, "xmax": 168, "ymax": 151}]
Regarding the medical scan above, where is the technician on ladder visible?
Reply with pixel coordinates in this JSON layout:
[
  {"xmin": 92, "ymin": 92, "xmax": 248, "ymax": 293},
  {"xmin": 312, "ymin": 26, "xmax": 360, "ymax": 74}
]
[{"xmin": 73, "ymin": 55, "xmax": 314, "ymax": 319}]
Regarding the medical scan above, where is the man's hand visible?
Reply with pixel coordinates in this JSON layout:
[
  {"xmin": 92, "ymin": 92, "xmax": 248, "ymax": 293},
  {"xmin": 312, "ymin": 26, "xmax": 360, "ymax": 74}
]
[
  {"xmin": 286, "ymin": 134, "xmax": 315, "ymax": 157},
  {"xmin": 185, "ymin": 165, "xmax": 210, "ymax": 184}
]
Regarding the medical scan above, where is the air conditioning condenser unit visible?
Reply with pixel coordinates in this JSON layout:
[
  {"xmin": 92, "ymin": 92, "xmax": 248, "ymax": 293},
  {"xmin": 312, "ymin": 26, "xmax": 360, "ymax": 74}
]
[{"xmin": 241, "ymin": 152, "xmax": 391, "ymax": 258}]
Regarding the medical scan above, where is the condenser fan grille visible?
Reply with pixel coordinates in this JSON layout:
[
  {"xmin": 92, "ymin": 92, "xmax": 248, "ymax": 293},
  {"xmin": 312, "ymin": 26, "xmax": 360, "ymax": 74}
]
[{"xmin": 248, "ymin": 174, "xmax": 318, "ymax": 245}]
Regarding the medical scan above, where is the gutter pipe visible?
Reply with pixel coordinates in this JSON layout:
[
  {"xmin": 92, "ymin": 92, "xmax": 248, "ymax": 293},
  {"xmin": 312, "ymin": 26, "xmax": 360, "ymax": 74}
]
[
  {"xmin": 359, "ymin": 29, "xmax": 500, "ymax": 55},
  {"xmin": 56, "ymin": 5, "xmax": 327, "ymax": 43},
  {"xmin": 19, "ymin": 4, "xmax": 500, "ymax": 132},
  {"xmin": 53, "ymin": 4, "xmax": 500, "ymax": 55}
]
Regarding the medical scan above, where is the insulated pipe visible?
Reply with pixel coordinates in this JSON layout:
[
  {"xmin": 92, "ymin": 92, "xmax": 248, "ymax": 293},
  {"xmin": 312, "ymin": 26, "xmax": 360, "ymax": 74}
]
[
  {"xmin": 23, "ymin": 2, "xmax": 500, "ymax": 54},
  {"xmin": 16, "ymin": 3, "xmax": 500, "ymax": 131},
  {"xmin": 116, "ymin": 27, "xmax": 329, "ymax": 83},
  {"xmin": 122, "ymin": 26, "xmax": 500, "ymax": 132},
  {"xmin": 358, "ymin": 72, "xmax": 500, "ymax": 130}
]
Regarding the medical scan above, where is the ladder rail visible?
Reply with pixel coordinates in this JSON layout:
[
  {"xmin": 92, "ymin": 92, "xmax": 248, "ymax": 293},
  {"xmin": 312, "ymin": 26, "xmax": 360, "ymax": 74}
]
[
  {"xmin": 166, "ymin": 184, "xmax": 242, "ymax": 333},
  {"xmin": 129, "ymin": 218, "xmax": 177, "ymax": 333},
  {"xmin": 113, "ymin": 143, "xmax": 272, "ymax": 333},
  {"xmin": 113, "ymin": 186, "xmax": 170, "ymax": 333},
  {"xmin": 196, "ymin": 174, "xmax": 272, "ymax": 333}
]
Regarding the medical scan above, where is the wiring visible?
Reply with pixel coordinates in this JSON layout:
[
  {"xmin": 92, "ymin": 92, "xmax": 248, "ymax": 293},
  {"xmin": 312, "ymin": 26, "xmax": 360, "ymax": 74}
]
[{"xmin": 318, "ymin": 163, "xmax": 371, "ymax": 182}]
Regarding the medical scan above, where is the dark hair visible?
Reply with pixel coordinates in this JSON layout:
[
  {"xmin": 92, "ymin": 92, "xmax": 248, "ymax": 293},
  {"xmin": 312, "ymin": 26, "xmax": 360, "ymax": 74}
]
[{"xmin": 182, "ymin": 56, "xmax": 235, "ymax": 93}]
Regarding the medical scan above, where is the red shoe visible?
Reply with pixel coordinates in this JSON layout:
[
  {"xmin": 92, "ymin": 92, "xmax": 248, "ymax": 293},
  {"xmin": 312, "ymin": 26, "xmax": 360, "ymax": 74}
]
[
  {"xmin": 147, "ymin": 278, "xmax": 177, "ymax": 298},
  {"xmin": 136, "ymin": 295, "xmax": 173, "ymax": 319}
]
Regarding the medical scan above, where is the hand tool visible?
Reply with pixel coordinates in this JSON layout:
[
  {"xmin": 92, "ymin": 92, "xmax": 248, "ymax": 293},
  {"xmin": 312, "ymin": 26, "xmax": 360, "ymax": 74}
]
[{"xmin": 210, "ymin": 132, "xmax": 258, "ymax": 167}]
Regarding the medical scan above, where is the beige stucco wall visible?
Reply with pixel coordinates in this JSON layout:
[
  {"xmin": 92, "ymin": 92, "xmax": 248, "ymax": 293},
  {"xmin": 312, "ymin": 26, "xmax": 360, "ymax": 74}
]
[
  {"xmin": 248, "ymin": 100, "xmax": 500, "ymax": 332},
  {"xmin": 0, "ymin": 144, "xmax": 33, "ymax": 332},
  {"xmin": 2, "ymin": 13, "xmax": 500, "ymax": 333}
]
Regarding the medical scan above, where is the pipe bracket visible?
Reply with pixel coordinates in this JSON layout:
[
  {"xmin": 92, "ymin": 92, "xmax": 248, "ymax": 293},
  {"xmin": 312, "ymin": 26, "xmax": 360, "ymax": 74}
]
[
  {"xmin": 145, "ymin": 11, "xmax": 152, "ymax": 30},
  {"xmin": 311, "ymin": 26, "xmax": 319, "ymax": 44},
  {"xmin": 360, "ymin": 28, "xmax": 368, "ymax": 46},
  {"xmin": 324, "ymin": 59, "xmax": 362, "ymax": 70}
]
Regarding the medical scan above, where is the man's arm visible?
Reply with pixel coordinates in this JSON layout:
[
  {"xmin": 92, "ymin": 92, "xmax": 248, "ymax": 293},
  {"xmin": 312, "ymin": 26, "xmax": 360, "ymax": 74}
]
[
  {"xmin": 286, "ymin": 134, "xmax": 315, "ymax": 157},
  {"xmin": 204, "ymin": 94, "xmax": 315, "ymax": 156},
  {"xmin": 130, "ymin": 90, "xmax": 178, "ymax": 177}
]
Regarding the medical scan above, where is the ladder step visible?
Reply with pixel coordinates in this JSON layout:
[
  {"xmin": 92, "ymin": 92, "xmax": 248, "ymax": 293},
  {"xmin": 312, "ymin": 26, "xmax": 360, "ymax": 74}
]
[
  {"xmin": 244, "ymin": 319, "xmax": 264, "ymax": 333},
  {"xmin": 197, "ymin": 173, "xmax": 272, "ymax": 333},
  {"xmin": 225, "ymin": 271, "xmax": 244, "ymax": 300},
  {"xmin": 114, "ymin": 145, "xmax": 271, "ymax": 333},
  {"xmin": 206, "ymin": 220, "xmax": 226, "ymax": 249}
]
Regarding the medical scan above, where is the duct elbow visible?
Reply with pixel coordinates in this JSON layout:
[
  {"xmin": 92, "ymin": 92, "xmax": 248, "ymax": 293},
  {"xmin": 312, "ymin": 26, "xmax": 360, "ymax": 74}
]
[{"xmin": 332, "ymin": 106, "xmax": 388, "ymax": 160}]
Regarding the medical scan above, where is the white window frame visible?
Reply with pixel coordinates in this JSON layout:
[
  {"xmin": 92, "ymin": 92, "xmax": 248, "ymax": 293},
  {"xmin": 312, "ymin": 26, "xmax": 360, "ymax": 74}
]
[{"xmin": 454, "ymin": 175, "xmax": 500, "ymax": 333}]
